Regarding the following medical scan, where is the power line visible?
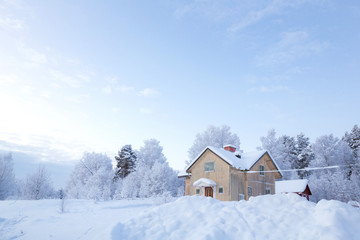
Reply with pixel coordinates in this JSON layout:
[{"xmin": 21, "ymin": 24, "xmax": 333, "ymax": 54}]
[{"xmin": 245, "ymin": 163, "xmax": 360, "ymax": 174}]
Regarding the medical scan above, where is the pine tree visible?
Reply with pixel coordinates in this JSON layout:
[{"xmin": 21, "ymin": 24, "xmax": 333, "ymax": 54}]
[
  {"xmin": 294, "ymin": 133, "xmax": 314, "ymax": 179},
  {"xmin": 114, "ymin": 145, "xmax": 137, "ymax": 181}
]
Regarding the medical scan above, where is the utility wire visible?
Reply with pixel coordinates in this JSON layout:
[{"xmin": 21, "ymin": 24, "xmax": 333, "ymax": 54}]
[{"xmin": 246, "ymin": 163, "xmax": 360, "ymax": 174}]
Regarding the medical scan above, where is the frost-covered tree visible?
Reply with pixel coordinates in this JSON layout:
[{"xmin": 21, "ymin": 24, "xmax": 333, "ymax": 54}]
[
  {"xmin": 309, "ymin": 135, "xmax": 353, "ymax": 202},
  {"xmin": 0, "ymin": 153, "xmax": 16, "ymax": 200},
  {"xmin": 343, "ymin": 124, "xmax": 360, "ymax": 158},
  {"xmin": 258, "ymin": 129, "xmax": 279, "ymax": 154},
  {"xmin": 311, "ymin": 135, "xmax": 352, "ymax": 167},
  {"xmin": 294, "ymin": 133, "xmax": 314, "ymax": 179},
  {"xmin": 187, "ymin": 125, "xmax": 240, "ymax": 165},
  {"xmin": 258, "ymin": 130, "xmax": 296, "ymax": 179},
  {"xmin": 118, "ymin": 139, "xmax": 182, "ymax": 198},
  {"xmin": 114, "ymin": 145, "xmax": 137, "ymax": 181},
  {"xmin": 22, "ymin": 166, "xmax": 54, "ymax": 200},
  {"xmin": 66, "ymin": 152, "xmax": 113, "ymax": 200}
]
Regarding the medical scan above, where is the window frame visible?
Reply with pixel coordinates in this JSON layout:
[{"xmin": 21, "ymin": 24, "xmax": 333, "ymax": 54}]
[
  {"xmin": 259, "ymin": 165, "xmax": 265, "ymax": 176},
  {"xmin": 265, "ymin": 188, "xmax": 271, "ymax": 195},
  {"xmin": 204, "ymin": 162, "xmax": 215, "ymax": 172},
  {"xmin": 218, "ymin": 186, "xmax": 224, "ymax": 194},
  {"xmin": 195, "ymin": 189, "xmax": 200, "ymax": 195},
  {"xmin": 248, "ymin": 186, "xmax": 252, "ymax": 196}
]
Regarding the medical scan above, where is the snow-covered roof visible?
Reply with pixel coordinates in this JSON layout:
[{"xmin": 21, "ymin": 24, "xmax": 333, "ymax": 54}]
[
  {"xmin": 275, "ymin": 179, "xmax": 309, "ymax": 194},
  {"xmin": 223, "ymin": 144, "xmax": 236, "ymax": 148},
  {"xmin": 193, "ymin": 178, "xmax": 217, "ymax": 187},
  {"xmin": 178, "ymin": 169, "xmax": 190, "ymax": 177},
  {"xmin": 186, "ymin": 146, "xmax": 281, "ymax": 174}
]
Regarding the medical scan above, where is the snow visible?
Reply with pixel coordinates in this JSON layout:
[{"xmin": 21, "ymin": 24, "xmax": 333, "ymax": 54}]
[
  {"xmin": 193, "ymin": 178, "xmax": 217, "ymax": 187},
  {"xmin": 186, "ymin": 146, "xmax": 281, "ymax": 173},
  {"xmin": 276, "ymin": 179, "xmax": 309, "ymax": 193},
  {"xmin": 177, "ymin": 169, "xmax": 190, "ymax": 177},
  {"xmin": 1, "ymin": 194, "xmax": 360, "ymax": 240}
]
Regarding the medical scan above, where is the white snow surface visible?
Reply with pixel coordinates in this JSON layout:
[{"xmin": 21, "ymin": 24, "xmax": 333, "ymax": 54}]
[
  {"xmin": 276, "ymin": 179, "xmax": 309, "ymax": 193},
  {"xmin": 1, "ymin": 194, "xmax": 360, "ymax": 240},
  {"xmin": 193, "ymin": 178, "xmax": 217, "ymax": 187}
]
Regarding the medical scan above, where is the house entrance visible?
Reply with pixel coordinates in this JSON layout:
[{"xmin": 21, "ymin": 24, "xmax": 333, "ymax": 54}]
[{"xmin": 205, "ymin": 187, "xmax": 213, "ymax": 197}]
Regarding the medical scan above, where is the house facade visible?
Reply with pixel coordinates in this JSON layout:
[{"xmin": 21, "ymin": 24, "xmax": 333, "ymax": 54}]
[{"xmin": 179, "ymin": 145, "xmax": 282, "ymax": 201}]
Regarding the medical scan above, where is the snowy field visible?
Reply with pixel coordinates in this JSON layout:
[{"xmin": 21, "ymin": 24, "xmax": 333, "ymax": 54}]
[{"xmin": 1, "ymin": 194, "xmax": 360, "ymax": 240}]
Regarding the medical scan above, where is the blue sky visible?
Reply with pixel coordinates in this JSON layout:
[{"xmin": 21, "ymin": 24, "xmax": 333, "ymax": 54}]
[{"xmin": 0, "ymin": 0, "xmax": 359, "ymax": 187}]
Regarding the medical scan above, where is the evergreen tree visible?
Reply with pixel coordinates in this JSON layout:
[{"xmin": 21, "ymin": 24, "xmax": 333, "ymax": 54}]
[
  {"xmin": 114, "ymin": 145, "xmax": 137, "ymax": 181},
  {"xmin": 294, "ymin": 133, "xmax": 314, "ymax": 179},
  {"xmin": 343, "ymin": 124, "xmax": 360, "ymax": 158}
]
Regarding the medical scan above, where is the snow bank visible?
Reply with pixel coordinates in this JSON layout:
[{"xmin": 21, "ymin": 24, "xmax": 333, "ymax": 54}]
[
  {"xmin": 112, "ymin": 194, "xmax": 360, "ymax": 240},
  {"xmin": 1, "ymin": 195, "xmax": 359, "ymax": 240}
]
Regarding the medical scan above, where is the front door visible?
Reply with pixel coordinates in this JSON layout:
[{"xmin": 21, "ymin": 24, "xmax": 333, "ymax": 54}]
[{"xmin": 205, "ymin": 187, "xmax": 213, "ymax": 197}]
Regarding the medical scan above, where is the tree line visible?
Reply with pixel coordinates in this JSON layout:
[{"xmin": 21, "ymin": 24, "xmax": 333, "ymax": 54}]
[
  {"xmin": 0, "ymin": 138, "xmax": 183, "ymax": 200},
  {"xmin": 1, "ymin": 125, "xmax": 359, "ymax": 202}
]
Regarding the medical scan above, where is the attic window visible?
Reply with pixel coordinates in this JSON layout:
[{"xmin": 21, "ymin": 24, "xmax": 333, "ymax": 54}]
[
  {"xmin": 260, "ymin": 165, "xmax": 265, "ymax": 176},
  {"xmin": 204, "ymin": 162, "xmax": 214, "ymax": 172}
]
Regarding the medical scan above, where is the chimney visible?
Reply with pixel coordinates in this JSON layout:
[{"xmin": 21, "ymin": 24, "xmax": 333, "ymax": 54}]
[{"xmin": 223, "ymin": 144, "xmax": 236, "ymax": 153}]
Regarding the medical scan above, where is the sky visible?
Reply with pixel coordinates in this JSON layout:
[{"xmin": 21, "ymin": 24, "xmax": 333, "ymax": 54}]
[{"xmin": 0, "ymin": 0, "xmax": 359, "ymax": 188}]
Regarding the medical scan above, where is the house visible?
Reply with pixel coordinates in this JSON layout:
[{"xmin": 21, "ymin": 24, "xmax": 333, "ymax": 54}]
[
  {"xmin": 275, "ymin": 179, "xmax": 312, "ymax": 200},
  {"xmin": 179, "ymin": 145, "xmax": 283, "ymax": 201}
]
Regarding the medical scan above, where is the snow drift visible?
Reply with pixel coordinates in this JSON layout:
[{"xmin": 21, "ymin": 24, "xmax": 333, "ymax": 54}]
[
  {"xmin": 1, "ymin": 194, "xmax": 360, "ymax": 240},
  {"xmin": 111, "ymin": 194, "xmax": 360, "ymax": 240}
]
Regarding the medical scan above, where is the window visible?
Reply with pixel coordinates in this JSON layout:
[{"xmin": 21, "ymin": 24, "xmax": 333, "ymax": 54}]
[
  {"xmin": 266, "ymin": 188, "xmax": 271, "ymax": 195},
  {"xmin": 248, "ymin": 186, "xmax": 252, "ymax": 196},
  {"xmin": 204, "ymin": 162, "xmax": 214, "ymax": 172},
  {"xmin": 196, "ymin": 189, "xmax": 200, "ymax": 195},
  {"xmin": 260, "ymin": 165, "xmax": 265, "ymax": 176},
  {"xmin": 239, "ymin": 194, "xmax": 245, "ymax": 200},
  {"xmin": 218, "ymin": 187, "xmax": 223, "ymax": 194}
]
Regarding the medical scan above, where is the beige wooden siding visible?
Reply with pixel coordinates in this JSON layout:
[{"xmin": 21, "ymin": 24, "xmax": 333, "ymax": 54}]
[
  {"xmin": 188, "ymin": 149, "xmax": 231, "ymax": 201},
  {"xmin": 245, "ymin": 153, "xmax": 280, "ymax": 200},
  {"xmin": 184, "ymin": 177, "xmax": 191, "ymax": 196},
  {"xmin": 230, "ymin": 170, "xmax": 245, "ymax": 201}
]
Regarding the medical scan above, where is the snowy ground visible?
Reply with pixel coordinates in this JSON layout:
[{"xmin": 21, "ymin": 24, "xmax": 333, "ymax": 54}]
[{"xmin": 1, "ymin": 194, "xmax": 360, "ymax": 240}]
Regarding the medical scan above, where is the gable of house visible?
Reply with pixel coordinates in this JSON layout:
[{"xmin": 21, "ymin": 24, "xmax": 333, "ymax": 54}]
[{"xmin": 187, "ymin": 148, "xmax": 231, "ymax": 201}]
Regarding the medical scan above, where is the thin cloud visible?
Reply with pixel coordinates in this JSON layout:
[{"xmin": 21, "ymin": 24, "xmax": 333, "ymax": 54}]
[
  {"xmin": 255, "ymin": 31, "xmax": 329, "ymax": 66},
  {"xmin": 102, "ymin": 85, "xmax": 112, "ymax": 95},
  {"xmin": 0, "ymin": 132, "xmax": 88, "ymax": 164},
  {"xmin": 139, "ymin": 108, "xmax": 152, "ymax": 114},
  {"xmin": 138, "ymin": 88, "xmax": 159, "ymax": 97},
  {"xmin": 117, "ymin": 85, "xmax": 134, "ymax": 93},
  {"xmin": 0, "ymin": 16, "xmax": 23, "ymax": 30},
  {"xmin": 248, "ymin": 85, "xmax": 289, "ymax": 93},
  {"xmin": 229, "ymin": 1, "xmax": 281, "ymax": 32},
  {"xmin": 18, "ymin": 45, "xmax": 48, "ymax": 66}
]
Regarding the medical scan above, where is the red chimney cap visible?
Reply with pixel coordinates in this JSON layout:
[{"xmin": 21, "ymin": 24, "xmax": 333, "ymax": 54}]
[{"xmin": 224, "ymin": 145, "xmax": 236, "ymax": 152}]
